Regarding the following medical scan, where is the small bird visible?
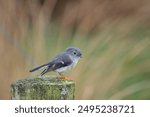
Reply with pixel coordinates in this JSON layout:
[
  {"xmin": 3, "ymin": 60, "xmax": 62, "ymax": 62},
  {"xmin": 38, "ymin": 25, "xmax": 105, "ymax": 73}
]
[{"xmin": 29, "ymin": 47, "xmax": 82, "ymax": 79}]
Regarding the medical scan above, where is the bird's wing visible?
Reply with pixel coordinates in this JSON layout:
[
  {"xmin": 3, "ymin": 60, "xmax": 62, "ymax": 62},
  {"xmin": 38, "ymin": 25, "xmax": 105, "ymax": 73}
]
[
  {"xmin": 51, "ymin": 53, "xmax": 72, "ymax": 70},
  {"xmin": 40, "ymin": 54, "xmax": 72, "ymax": 76}
]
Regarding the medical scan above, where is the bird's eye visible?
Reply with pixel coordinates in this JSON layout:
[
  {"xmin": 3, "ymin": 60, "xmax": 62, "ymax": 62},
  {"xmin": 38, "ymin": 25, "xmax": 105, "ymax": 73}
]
[{"xmin": 73, "ymin": 52, "xmax": 77, "ymax": 55}]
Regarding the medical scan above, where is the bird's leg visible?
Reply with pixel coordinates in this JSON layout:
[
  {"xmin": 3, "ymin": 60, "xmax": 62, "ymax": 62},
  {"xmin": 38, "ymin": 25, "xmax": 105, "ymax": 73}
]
[{"xmin": 59, "ymin": 73, "xmax": 69, "ymax": 80}]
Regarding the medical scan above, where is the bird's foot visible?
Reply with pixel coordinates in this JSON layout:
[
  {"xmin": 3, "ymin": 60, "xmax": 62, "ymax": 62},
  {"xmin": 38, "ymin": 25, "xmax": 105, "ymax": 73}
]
[{"xmin": 59, "ymin": 76, "xmax": 69, "ymax": 80}]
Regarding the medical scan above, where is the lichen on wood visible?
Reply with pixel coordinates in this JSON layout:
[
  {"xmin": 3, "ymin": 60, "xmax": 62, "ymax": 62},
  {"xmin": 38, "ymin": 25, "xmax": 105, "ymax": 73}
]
[{"xmin": 10, "ymin": 76, "xmax": 75, "ymax": 100}]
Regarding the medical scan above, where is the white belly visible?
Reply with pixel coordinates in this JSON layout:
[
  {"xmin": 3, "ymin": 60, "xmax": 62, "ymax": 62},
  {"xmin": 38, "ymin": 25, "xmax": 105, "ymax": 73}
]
[{"xmin": 55, "ymin": 59, "xmax": 78, "ymax": 74}]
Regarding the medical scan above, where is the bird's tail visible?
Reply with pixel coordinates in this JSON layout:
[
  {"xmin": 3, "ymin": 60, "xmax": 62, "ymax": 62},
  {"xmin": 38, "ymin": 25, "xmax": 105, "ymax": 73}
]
[{"xmin": 29, "ymin": 64, "xmax": 48, "ymax": 72}]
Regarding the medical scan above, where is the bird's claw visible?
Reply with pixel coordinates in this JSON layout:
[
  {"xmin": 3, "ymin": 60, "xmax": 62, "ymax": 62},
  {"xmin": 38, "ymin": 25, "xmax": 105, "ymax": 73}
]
[{"xmin": 59, "ymin": 76, "xmax": 69, "ymax": 80}]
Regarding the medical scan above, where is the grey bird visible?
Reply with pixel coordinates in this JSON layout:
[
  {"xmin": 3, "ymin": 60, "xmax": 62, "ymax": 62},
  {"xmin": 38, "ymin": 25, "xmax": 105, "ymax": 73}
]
[{"xmin": 29, "ymin": 47, "xmax": 82, "ymax": 79}]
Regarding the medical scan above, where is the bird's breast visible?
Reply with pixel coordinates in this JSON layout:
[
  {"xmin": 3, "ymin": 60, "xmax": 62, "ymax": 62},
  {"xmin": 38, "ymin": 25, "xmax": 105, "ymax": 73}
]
[{"xmin": 55, "ymin": 59, "xmax": 78, "ymax": 74}]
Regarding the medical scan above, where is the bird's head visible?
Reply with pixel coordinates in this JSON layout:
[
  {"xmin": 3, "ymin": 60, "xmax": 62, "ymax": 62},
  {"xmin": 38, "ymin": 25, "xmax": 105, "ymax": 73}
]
[{"xmin": 65, "ymin": 47, "xmax": 82, "ymax": 59}]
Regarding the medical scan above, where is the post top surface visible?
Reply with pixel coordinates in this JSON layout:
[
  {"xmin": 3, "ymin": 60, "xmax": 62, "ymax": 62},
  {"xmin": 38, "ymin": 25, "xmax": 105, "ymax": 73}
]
[{"xmin": 12, "ymin": 76, "xmax": 75, "ymax": 86}]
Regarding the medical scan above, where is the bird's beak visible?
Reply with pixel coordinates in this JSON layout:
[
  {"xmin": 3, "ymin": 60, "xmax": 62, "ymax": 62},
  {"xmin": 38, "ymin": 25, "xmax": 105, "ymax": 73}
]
[{"xmin": 79, "ymin": 53, "xmax": 83, "ymax": 58}]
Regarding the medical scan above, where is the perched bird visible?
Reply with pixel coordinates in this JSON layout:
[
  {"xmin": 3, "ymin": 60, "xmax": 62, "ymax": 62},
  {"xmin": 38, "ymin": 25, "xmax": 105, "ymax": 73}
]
[{"xmin": 29, "ymin": 47, "xmax": 82, "ymax": 79}]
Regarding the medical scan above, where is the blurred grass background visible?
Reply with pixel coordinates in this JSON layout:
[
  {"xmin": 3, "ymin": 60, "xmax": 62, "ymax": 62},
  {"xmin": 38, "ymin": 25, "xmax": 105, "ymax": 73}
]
[{"xmin": 0, "ymin": 0, "xmax": 150, "ymax": 99}]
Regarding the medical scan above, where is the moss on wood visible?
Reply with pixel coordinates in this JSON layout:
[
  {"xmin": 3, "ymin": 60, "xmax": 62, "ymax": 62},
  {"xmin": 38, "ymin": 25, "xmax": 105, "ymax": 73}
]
[{"xmin": 11, "ymin": 76, "xmax": 75, "ymax": 100}]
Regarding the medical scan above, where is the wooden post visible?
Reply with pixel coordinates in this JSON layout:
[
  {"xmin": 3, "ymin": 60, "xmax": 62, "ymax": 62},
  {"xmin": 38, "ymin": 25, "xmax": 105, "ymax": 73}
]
[{"xmin": 10, "ymin": 77, "xmax": 75, "ymax": 100}]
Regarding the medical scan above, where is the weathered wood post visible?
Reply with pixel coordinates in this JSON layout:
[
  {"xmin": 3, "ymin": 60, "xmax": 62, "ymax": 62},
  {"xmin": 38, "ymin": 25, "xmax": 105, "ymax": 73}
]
[{"xmin": 10, "ymin": 76, "xmax": 75, "ymax": 100}]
